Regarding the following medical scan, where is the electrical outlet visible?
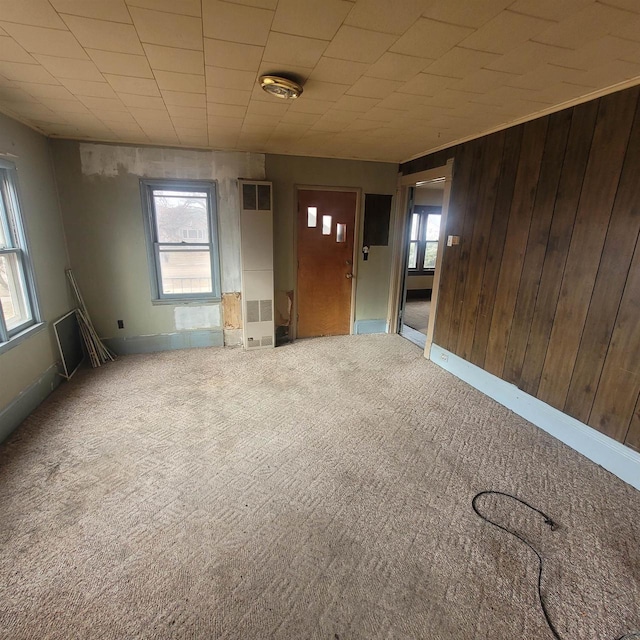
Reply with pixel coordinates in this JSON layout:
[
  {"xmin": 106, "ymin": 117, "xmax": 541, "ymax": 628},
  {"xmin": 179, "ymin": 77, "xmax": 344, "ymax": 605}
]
[
  {"xmin": 440, "ymin": 353, "xmax": 448, "ymax": 362},
  {"xmin": 117, "ymin": 320, "xmax": 124, "ymax": 329}
]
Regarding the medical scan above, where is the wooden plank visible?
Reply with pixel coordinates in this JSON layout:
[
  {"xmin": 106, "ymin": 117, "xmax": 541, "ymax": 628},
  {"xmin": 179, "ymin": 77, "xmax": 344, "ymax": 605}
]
[
  {"xmin": 520, "ymin": 100, "xmax": 599, "ymax": 396},
  {"xmin": 484, "ymin": 116, "xmax": 549, "ymax": 378},
  {"xmin": 455, "ymin": 130, "xmax": 505, "ymax": 361},
  {"xmin": 537, "ymin": 87, "xmax": 639, "ymax": 410},
  {"xmin": 624, "ymin": 393, "xmax": 640, "ymax": 452},
  {"xmin": 433, "ymin": 142, "xmax": 473, "ymax": 347},
  {"xmin": 565, "ymin": 92, "xmax": 640, "ymax": 423},
  {"xmin": 470, "ymin": 125, "xmax": 523, "ymax": 368},
  {"xmin": 589, "ymin": 235, "xmax": 640, "ymax": 441},
  {"xmin": 503, "ymin": 110, "xmax": 572, "ymax": 385},
  {"xmin": 446, "ymin": 138, "xmax": 487, "ymax": 352}
]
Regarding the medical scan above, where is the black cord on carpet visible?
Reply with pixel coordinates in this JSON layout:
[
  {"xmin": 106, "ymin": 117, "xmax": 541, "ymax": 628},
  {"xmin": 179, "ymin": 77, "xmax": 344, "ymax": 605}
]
[{"xmin": 472, "ymin": 490, "xmax": 640, "ymax": 640}]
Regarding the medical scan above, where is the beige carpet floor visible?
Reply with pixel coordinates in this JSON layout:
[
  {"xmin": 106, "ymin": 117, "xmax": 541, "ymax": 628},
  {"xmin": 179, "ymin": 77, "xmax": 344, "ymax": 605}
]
[{"xmin": 0, "ymin": 334, "xmax": 639, "ymax": 640}]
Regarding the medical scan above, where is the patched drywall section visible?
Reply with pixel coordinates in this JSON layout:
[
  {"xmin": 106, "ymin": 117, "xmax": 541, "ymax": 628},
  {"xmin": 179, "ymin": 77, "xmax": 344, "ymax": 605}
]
[{"xmin": 51, "ymin": 140, "xmax": 264, "ymax": 351}]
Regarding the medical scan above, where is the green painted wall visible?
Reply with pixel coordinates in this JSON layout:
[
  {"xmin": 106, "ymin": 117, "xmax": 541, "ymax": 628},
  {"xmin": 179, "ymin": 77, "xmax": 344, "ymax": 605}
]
[
  {"xmin": 265, "ymin": 154, "xmax": 398, "ymax": 325},
  {"xmin": 50, "ymin": 140, "xmax": 265, "ymax": 348},
  {"xmin": 0, "ymin": 113, "xmax": 71, "ymax": 413}
]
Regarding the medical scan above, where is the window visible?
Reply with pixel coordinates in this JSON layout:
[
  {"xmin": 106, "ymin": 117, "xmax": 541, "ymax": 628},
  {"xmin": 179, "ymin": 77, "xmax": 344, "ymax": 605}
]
[
  {"xmin": 140, "ymin": 180, "xmax": 221, "ymax": 302},
  {"xmin": 0, "ymin": 161, "xmax": 38, "ymax": 344},
  {"xmin": 408, "ymin": 205, "xmax": 441, "ymax": 273}
]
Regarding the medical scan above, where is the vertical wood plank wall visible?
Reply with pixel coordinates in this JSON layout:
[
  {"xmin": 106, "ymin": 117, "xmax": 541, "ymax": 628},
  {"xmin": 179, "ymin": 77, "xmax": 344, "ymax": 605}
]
[{"xmin": 400, "ymin": 86, "xmax": 640, "ymax": 453}]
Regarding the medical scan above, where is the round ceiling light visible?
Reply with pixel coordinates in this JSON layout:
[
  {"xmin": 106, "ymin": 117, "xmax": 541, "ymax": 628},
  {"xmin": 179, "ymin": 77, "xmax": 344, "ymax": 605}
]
[{"xmin": 259, "ymin": 75, "xmax": 303, "ymax": 99}]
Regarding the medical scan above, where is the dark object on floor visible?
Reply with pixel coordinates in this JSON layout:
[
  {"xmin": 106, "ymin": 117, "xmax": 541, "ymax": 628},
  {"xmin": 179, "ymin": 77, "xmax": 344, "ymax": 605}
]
[{"xmin": 472, "ymin": 490, "xmax": 640, "ymax": 640}]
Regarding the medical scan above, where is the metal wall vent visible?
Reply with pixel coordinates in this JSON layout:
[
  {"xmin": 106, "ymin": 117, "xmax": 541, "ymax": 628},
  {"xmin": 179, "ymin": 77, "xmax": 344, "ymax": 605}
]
[
  {"xmin": 247, "ymin": 299, "xmax": 272, "ymax": 323},
  {"xmin": 261, "ymin": 336, "xmax": 273, "ymax": 347},
  {"xmin": 260, "ymin": 299, "xmax": 273, "ymax": 322}
]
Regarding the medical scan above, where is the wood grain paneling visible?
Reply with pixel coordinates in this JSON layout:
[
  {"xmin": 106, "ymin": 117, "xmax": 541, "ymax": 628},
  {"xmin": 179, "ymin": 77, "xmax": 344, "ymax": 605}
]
[
  {"xmin": 470, "ymin": 126, "xmax": 523, "ymax": 369},
  {"xmin": 537, "ymin": 88, "xmax": 638, "ymax": 410},
  {"xmin": 564, "ymin": 95, "xmax": 640, "ymax": 422},
  {"xmin": 484, "ymin": 117, "xmax": 548, "ymax": 378},
  {"xmin": 401, "ymin": 85, "xmax": 640, "ymax": 451},
  {"xmin": 519, "ymin": 100, "xmax": 599, "ymax": 396}
]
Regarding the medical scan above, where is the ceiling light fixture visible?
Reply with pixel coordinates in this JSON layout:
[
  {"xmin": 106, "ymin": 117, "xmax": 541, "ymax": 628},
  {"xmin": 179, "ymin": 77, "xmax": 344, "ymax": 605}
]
[{"xmin": 259, "ymin": 75, "xmax": 303, "ymax": 100}]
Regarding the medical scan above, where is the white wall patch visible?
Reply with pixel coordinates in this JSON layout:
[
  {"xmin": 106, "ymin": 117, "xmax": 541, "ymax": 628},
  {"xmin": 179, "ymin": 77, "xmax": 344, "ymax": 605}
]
[{"xmin": 174, "ymin": 305, "xmax": 221, "ymax": 331}]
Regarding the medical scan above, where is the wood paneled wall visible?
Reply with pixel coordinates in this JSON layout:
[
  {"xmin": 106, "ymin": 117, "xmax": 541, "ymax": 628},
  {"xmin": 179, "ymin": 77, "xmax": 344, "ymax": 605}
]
[{"xmin": 401, "ymin": 86, "xmax": 640, "ymax": 452}]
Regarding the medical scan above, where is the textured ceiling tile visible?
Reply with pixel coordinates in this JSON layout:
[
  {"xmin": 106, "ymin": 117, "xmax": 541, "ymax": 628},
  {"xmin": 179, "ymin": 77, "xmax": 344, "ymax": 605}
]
[
  {"xmin": 104, "ymin": 74, "xmax": 160, "ymax": 96},
  {"xmin": 286, "ymin": 97, "xmax": 336, "ymax": 114},
  {"xmin": 86, "ymin": 50, "xmax": 154, "ymax": 78},
  {"xmin": 281, "ymin": 110, "xmax": 321, "ymax": 124},
  {"xmin": 333, "ymin": 94, "xmax": 380, "ymax": 112},
  {"xmin": 204, "ymin": 39, "xmax": 263, "ymax": 72},
  {"xmin": 424, "ymin": 47, "xmax": 500, "ymax": 79},
  {"xmin": 451, "ymin": 68, "xmax": 518, "ymax": 93},
  {"xmin": 90, "ymin": 109, "xmax": 137, "ymax": 122},
  {"xmin": 0, "ymin": 85, "xmax": 39, "ymax": 103},
  {"xmin": 504, "ymin": 64, "xmax": 589, "ymax": 91},
  {"xmin": 391, "ymin": 18, "xmax": 473, "ymax": 58},
  {"xmin": 308, "ymin": 57, "xmax": 368, "ymax": 84},
  {"xmin": 0, "ymin": 23, "xmax": 88, "ymax": 59},
  {"xmin": 459, "ymin": 11, "xmax": 553, "ymax": 55},
  {"xmin": 346, "ymin": 76, "xmax": 404, "ymax": 99},
  {"xmin": 0, "ymin": 36, "xmax": 36, "ymax": 65},
  {"xmin": 0, "ymin": 1, "xmax": 67, "ymax": 29},
  {"xmin": 128, "ymin": 107, "xmax": 172, "ymax": 122},
  {"xmin": 508, "ymin": 0, "xmax": 595, "ymax": 21},
  {"xmin": 154, "ymin": 70, "xmax": 205, "ymax": 93},
  {"xmin": 128, "ymin": 7, "xmax": 202, "ymax": 51},
  {"xmin": 0, "ymin": 61, "xmax": 59, "ymax": 84},
  {"xmin": 58, "ymin": 78, "xmax": 118, "ymax": 98},
  {"xmin": 301, "ymin": 80, "xmax": 349, "ymax": 101},
  {"xmin": 532, "ymin": 3, "xmax": 632, "ymax": 50},
  {"xmin": 364, "ymin": 52, "xmax": 432, "ymax": 81},
  {"xmin": 345, "ymin": 0, "xmax": 430, "ymax": 35},
  {"xmin": 118, "ymin": 93, "xmax": 165, "ymax": 109},
  {"xmin": 206, "ymin": 66, "xmax": 256, "ymax": 91},
  {"xmin": 166, "ymin": 104, "xmax": 207, "ymax": 120},
  {"xmin": 79, "ymin": 98, "xmax": 133, "ymax": 113},
  {"xmin": 323, "ymin": 26, "xmax": 396, "ymax": 64},
  {"xmin": 552, "ymin": 36, "xmax": 640, "ymax": 70},
  {"xmin": 15, "ymin": 82, "xmax": 74, "ymax": 99},
  {"xmin": 207, "ymin": 102, "xmax": 247, "ymax": 117},
  {"xmin": 162, "ymin": 90, "xmax": 206, "ymax": 107},
  {"xmin": 208, "ymin": 115, "xmax": 244, "ymax": 129},
  {"xmin": 247, "ymin": 100, "xmax": 289, "ymax": 116},
  {"xmin": 61, "ymin": 15, "xmax": 144, "ymax": 54},
  {"xmin": 50, "ymin": 0, "xmax": 132, "ymax": 23},
  {"xmin": 202, "ymin": 1, "xmax": 274, "ymax": 45},
  {"xmin": 422, "ymin": 0, "xmax": 513, "ymax": 28},
  {"xmin": 38, "ymin": 97, "xmax": 90, "ymax": 113},
  {"xmin": 126, "ymin": 0, "xmax": 202, "ymax": 16},
  {"xmin": 34, "ymin": 55, "xmax": 103, "ymax": 81},
  {"xmin": 272, "ymin": 0, "xmax": 351, "ymax": 39},
  {"xmin": 206, "ymin": 87, "xmax": 252, "ymax": 106},
  {"xmin": 143, "ymin": 44, "xmax": 204, "ymax": 74},
  {"xmin": 263, "ymin": 32, "xmax": 328, "ymax": 69},
  {"xmin": 486, "ymin": 41, "xmax": 571, "ymax": 74},
  {"xmin": 569, "ymin": 58, "xmax": 640, "ymax": 87}
]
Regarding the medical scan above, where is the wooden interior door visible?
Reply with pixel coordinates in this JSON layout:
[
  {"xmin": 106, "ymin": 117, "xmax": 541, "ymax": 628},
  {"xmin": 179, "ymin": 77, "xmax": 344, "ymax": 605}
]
[{"xmin": 297, "ymin": 189, "xmax": 357, "ymax": 338}]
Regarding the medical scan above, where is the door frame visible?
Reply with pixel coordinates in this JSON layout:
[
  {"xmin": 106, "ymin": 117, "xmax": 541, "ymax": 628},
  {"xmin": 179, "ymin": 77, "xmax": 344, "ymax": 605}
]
[
  {"xmin": 387, "ymin": 159, "xmax": 454, "ymax": 357},
  {"xmin": 292, "ymin": 185, "xmax": 362, "ymax": 341}
]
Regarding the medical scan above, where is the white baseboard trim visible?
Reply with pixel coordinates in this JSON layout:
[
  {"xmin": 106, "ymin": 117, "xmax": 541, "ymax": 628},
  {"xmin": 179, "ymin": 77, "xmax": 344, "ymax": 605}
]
[{"xmin": 429, "ymin": 344, "xmax": 640, "ymax": 491}]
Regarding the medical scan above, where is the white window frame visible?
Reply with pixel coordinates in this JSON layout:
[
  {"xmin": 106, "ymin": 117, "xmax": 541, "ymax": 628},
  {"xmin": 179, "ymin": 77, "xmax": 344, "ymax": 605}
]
[
  {"xmin": 0, "ymin": 160, "xmax": 40, "ymax": 350},
  {"xmin": 140, "ymin": 179, "xmax": 221, "ymax": 303}
]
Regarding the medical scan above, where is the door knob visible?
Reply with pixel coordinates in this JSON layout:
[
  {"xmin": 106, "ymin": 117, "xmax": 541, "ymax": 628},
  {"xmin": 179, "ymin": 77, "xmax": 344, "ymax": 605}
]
[{"xmin": 345, "ymin": 273, "xmax": 353, "ymax": 279}]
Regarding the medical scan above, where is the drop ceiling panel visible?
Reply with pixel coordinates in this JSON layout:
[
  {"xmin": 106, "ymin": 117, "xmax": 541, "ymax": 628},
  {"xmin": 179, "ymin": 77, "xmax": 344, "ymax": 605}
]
[{"xmin": 0, "ymin": 0, "xmax": 638, "ymax": 163}]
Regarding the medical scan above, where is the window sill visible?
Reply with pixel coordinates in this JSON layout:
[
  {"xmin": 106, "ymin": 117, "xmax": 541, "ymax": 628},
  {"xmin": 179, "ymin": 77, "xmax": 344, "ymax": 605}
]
[
  {"xmin": 0, "ymin": 321, "xmax": 46, "ymax": 356},
  {"xmin": 151, "ymin": 297, "xmax": 222, "ymax": 306}
]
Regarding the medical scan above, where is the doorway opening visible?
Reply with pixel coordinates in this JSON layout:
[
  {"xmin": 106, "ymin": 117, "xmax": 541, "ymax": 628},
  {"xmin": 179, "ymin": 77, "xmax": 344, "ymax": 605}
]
[
  {"xmin": 388, "ymin": 161, "xmax": 453, "ymax": 357},
  {"xmin": 295, "ymin": 187, "xmax": 360, "ymax": 339}
]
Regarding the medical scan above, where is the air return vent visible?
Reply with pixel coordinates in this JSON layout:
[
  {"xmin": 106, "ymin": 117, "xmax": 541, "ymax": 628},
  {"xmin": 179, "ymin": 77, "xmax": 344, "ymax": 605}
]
[{"xmin": 239, "ymin": 180, "xmax": 275, "ymax": 350}]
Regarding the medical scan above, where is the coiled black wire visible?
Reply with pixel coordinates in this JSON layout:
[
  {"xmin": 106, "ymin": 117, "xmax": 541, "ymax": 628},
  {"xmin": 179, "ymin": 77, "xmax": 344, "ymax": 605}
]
[{"xmin": 472, "ymin": 490, "xmax": 640, "ymax": 640}]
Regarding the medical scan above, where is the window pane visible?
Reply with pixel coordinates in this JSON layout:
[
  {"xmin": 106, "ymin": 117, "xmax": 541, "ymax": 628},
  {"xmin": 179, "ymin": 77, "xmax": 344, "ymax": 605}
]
[
  {"xmin": 307, "ymin": 206, "xmax": 317, "ymax": 227},
  {"xmin": 424, "ymin": 241, "xmax": 438, "ymax": 269},
  {"xmin": 408, "ymin": 241, "xmax": 417, "ymax": 268},
  {"xmin": 158, "ymin": 247, "xmax": 212, "ymax": 295},
  {"xmin": 425, "ymin": 214, "xmax": 441, "ymax": 241},
  {"xmin": 410, "ymin": 213, "xmax": 420, "ymax": 241},
  {"xmin": 0, "ymin": 252, "xmax": 32, "ymax": 330},
  {"xmin": 322, "ymin": 215, "xmax": 332, "ymax": 235},
  {"xmin": 0, "ymin": 196, "xmax": 8, "ymax": 248},
  {"xmin": 153, "ymin": 191, "xmax": 209, "ymax": 244},
  {"xmin": 242, "ymin": 183, "xmax": 256, "ymax": 210},
  {"xmin": 336, "ymin": 223, "xmax": 346, "ymax": 243}
]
